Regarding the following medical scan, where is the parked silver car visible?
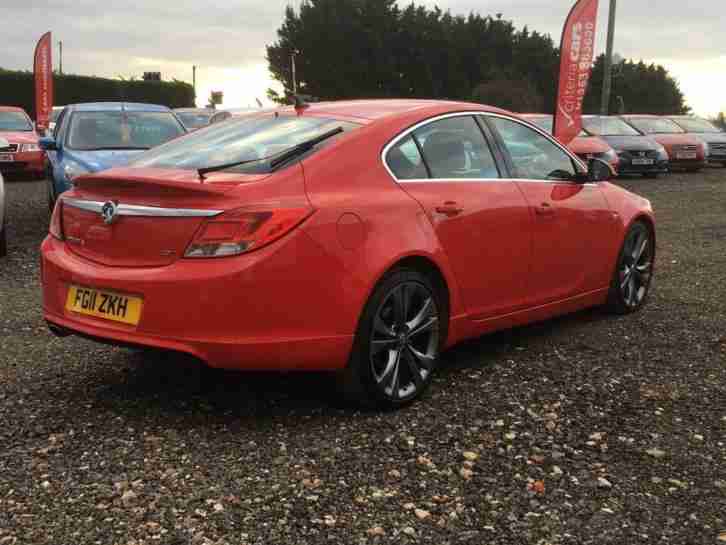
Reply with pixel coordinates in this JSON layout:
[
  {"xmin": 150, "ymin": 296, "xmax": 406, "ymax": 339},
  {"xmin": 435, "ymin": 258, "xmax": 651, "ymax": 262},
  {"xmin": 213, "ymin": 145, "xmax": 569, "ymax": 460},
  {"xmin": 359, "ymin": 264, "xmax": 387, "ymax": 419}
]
[{"xmin": 0, "ymin": 137, "xmax": 6, "ymax": 256}]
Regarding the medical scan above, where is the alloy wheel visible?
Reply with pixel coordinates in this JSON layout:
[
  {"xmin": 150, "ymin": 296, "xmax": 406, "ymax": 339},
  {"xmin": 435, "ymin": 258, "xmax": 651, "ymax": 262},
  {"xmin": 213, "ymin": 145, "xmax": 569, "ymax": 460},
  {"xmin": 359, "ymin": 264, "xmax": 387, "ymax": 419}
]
[
  {"xmin": 369, "ymin": 281, "xmax": 439, "ymax": 401},
  {"xmin": 619, "ymin": 226, "xmax": 653, "ymax": 308}
]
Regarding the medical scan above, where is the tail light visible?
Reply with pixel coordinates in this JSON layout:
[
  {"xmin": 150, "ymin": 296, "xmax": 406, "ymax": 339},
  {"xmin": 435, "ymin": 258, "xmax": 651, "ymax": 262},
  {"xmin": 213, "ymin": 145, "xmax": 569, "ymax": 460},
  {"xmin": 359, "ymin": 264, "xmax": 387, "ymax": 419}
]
[
  {"xmin": 184, "ymin": 205, "xmax": 314, "ymax": 258},
  {"xmin": 49, "ymin": 199, "xmax": 64, "ymax": 240}
]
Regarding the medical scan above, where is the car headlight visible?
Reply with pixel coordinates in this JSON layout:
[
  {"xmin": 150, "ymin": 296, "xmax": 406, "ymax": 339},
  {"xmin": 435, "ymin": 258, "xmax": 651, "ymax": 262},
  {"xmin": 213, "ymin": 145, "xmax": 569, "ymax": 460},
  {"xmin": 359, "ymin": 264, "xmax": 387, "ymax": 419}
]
[
  {"xmin": 22, "ymin": 143, "xmax": 41, "ymax": 152},
  {"xmin": 63, "ymin": 160, "xmax": 88, "ymax": 182},
  {"xmin": 655, "ymin": 144, "xmax": 668, "ymax": 160},
  {"xmin": 702, "ymin": 142, "xmax": 710, "ymax": 156}
]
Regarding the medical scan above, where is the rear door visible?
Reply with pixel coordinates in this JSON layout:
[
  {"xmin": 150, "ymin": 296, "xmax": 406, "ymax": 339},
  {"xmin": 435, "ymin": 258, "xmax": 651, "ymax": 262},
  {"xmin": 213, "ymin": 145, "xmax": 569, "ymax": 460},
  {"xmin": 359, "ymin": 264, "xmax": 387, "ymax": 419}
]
[
  {"xmin": 385, "ymin": 114, "xmax": 532, "ymax": 319},
  {"xmin": 484, "ymin": 115, "xmax": 615, "ymax": 306}
]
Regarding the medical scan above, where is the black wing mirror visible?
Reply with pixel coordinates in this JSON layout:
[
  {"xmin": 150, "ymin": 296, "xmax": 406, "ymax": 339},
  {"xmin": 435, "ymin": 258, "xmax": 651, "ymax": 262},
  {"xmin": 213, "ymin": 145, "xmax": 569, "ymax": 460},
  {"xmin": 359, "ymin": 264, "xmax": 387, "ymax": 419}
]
[{"xmin": 586, "ymin": 157, "xmax": 615, "ymax": 182}]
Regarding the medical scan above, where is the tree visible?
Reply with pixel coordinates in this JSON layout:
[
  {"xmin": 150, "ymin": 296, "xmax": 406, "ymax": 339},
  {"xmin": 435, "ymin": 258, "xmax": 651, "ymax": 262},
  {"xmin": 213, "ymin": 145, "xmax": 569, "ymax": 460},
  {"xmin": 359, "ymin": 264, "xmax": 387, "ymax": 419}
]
[
  {"xmin": 471, "ymin": 78, "xmax": 544, "ymax": 112},
  {"xmin": 266, "ymin": 1, "xmax": 689, "ymax": 116},
  {"xmin": 583, "ymin": 56, "xmax": 689, "ymax": 115},
  {"xmin": 265, "ymin": 0, "xmax": 559, "ymax": 107}
]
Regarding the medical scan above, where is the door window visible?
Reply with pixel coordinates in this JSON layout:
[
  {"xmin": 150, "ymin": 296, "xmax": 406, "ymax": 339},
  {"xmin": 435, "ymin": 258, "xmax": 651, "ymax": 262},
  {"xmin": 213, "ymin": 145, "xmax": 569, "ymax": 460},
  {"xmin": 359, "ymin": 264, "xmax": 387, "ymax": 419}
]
[
  {"xmin": 385, "ymin": 135, "xmax": 428, "ymax": 180},
  {"xmin": 414, "ymin": 116, "xmax": 499, "ymax": 179},
  {"xmin": 488, "ymin": 117, "xmax": 578, "ymax": 181}
]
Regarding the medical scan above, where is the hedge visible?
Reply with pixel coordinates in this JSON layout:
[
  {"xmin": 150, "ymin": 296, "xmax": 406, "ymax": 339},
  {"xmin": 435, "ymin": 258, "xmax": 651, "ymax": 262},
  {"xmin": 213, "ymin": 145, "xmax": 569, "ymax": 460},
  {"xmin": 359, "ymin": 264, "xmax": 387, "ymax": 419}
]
[{"xmin": 0, "ymin": 68, "xmax": 195, "ymax": 119}]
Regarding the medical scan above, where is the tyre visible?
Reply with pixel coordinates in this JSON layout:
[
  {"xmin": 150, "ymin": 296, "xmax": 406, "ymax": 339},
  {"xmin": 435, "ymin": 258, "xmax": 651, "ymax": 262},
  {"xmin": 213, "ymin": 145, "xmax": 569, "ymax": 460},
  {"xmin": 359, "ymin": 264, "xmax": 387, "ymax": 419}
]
[
  {"xmin": 336, "ymin": 268, "xmax": 445, "ymax": 409},
  {"xmin": 47, "ymin": 175, "xmax": 57, "ymax": 213},
  {"xmin": 605, "ymin": 221, "xmax": 654, "ymax": 314},
  {"xmin": 0, "ymin": 215, "xmax": 6, "ymax": 258}
]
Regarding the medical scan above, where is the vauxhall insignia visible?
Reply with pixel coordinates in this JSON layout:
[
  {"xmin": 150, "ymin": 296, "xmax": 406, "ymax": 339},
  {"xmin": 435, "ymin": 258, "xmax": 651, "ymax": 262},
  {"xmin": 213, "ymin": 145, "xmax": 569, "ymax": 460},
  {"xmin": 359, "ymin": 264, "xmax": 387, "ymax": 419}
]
[{"xmin": 101, "ymin": 201, "xmax": 119, "ymax": 225}]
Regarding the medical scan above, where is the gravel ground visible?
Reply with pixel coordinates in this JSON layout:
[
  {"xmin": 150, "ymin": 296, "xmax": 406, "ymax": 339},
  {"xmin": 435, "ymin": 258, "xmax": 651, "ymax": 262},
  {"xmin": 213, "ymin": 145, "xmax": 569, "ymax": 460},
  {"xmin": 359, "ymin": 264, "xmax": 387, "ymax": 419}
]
[{"xmin": 1, "ymin": 172, "xmax": 725, "ymax": 545}]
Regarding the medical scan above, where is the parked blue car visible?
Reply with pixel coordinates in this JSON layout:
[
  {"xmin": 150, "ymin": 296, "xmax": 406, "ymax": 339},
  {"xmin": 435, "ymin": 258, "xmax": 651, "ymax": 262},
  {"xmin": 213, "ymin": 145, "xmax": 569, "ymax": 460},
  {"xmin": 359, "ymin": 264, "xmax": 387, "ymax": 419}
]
[{"xmin": 39, "ymin": 102, "xmax": 187, "ymax": 210}]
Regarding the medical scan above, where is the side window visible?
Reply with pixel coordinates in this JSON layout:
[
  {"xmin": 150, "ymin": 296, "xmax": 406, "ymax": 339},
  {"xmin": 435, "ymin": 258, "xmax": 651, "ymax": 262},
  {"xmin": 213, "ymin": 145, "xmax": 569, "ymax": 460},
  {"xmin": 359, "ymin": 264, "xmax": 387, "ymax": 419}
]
[
  {"xmin": 386, "ymin": 135, "xmax": 428, "ymax": 180},
  {"xmin": 414, "ymin": 116, "xmax": 499, "ymax": 179},
  {"xmin": 488, "ymin": 117, "xmax": 578, "ymax": 181}
]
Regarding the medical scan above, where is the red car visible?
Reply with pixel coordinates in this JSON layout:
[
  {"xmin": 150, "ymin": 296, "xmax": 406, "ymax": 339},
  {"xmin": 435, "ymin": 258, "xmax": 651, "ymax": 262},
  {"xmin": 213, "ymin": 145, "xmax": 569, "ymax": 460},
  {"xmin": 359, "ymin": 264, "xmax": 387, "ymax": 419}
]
[
  {"xmin": 0, "ymin": 106, "xmax": 45, "ymax": 178},
  {"xmin": 620, "ymin": 115, "xmax": 707, "ymax": 171},
  {"xmin": 520, "ymin": 113, "xmax": 619, "ymax": 171},
  {"xmin": 41, "ymin": 100, "xmax": 655, "ymax": 408}
]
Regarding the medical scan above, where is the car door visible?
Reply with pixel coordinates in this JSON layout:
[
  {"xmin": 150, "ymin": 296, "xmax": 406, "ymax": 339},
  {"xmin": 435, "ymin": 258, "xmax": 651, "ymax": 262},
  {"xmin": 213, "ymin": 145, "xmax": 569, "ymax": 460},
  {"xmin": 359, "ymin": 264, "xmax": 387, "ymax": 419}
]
[
  {"xmin": 484, "ymin": 115, "xmax": 616, "ymax": 306},
  {"xmin": 384, "ymin": 114, "xmax": 532, "ymax": 319}
]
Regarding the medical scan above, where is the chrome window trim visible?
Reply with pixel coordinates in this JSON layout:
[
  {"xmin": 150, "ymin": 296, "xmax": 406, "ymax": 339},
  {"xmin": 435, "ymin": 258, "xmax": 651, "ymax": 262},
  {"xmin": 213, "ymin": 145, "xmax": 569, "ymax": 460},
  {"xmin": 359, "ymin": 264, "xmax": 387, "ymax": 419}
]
[
  {"xmin": 380, "ymin": 110, "xmax": 588, "ymax": 184},
  {"xmin": 62, "ymin": 198, "xmax": 223, "ymax": 218}
]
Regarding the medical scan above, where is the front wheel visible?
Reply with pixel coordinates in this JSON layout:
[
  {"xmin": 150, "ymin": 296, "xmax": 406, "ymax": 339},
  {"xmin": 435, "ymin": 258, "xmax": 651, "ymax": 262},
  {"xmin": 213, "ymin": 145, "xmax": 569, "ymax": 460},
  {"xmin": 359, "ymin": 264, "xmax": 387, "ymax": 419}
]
[
  {"xmin": 605, "ymin": 221, "xmax": 654, "ymax": 314},
  {"xmin": 336, "ymin": 269, "xmax": 444, "ymax": 409}
]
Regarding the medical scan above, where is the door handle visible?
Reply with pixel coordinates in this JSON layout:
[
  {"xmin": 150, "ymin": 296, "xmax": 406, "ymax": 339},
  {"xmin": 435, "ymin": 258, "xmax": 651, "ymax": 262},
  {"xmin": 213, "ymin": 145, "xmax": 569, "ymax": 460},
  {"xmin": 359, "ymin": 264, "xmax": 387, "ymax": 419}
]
[
  {"xmin": 435, "ymin": 202, "xmax": 464, "ymax": 217},
  {"xmin": 535, "ymin": 203, "xmax": 555, "ymax": 217}
]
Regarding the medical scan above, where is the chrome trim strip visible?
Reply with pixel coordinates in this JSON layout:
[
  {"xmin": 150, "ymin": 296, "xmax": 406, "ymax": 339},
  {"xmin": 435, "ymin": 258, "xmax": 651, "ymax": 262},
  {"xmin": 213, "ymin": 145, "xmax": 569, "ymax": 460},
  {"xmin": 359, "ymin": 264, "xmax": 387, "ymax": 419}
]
[
  {"xmin": 380, "ymin": 110, "xmax": 588, "ymax": 184},
  {"xmin": 63, "ymin": 198, "xmax": 223, "ymax": 218}
]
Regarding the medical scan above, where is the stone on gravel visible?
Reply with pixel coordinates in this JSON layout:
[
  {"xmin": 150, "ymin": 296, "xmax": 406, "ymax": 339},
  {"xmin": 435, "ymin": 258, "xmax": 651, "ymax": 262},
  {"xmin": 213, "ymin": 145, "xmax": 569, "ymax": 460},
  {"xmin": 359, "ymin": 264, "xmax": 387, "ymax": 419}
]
[{"xmin": 646, "ymin": 448, "xmax": 667, "ymax": 459}]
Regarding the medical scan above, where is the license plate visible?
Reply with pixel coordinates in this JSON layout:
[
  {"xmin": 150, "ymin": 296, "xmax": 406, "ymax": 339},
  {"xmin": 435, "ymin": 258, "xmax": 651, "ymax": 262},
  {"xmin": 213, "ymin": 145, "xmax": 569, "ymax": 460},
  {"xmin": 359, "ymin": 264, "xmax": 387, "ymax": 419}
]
[
  {"xmin": 0, "ymin": 153, "xmax": 13, "ymax": 162},
  {"xmin": 631, "ymin": 158, "xmax": 654, "ymax": 165},
  {"xmin": 65, "ymin": 285, "xmax": 143, "ymax": 325},
  {"xmin": 676, "ymin": 152, "xmax": 697, "ymax": 160}
]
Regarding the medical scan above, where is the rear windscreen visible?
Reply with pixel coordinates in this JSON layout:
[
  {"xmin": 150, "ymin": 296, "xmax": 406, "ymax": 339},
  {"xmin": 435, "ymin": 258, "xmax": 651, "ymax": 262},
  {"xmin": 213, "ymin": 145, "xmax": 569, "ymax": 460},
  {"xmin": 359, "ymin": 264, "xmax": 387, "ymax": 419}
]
[{"xmin": 131, "ymin": 114, "xmax": 361, "ymax": 174}]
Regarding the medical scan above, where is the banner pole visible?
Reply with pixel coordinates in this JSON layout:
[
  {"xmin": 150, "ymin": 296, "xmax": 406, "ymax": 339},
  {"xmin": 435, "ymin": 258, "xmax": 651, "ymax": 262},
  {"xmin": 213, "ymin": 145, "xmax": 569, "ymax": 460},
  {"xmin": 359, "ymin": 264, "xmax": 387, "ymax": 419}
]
[{"xmin": 600, "ymin": 0, "xmax": 618, "ymax": 115}]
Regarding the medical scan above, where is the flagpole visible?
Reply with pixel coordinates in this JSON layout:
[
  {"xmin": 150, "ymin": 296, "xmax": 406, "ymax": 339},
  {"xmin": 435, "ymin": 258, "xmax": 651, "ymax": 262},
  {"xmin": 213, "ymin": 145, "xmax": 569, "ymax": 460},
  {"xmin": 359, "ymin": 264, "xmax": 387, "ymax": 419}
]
[{"xmin": 600, "ymin": 0, "xmax": 617, "ymax": 115}]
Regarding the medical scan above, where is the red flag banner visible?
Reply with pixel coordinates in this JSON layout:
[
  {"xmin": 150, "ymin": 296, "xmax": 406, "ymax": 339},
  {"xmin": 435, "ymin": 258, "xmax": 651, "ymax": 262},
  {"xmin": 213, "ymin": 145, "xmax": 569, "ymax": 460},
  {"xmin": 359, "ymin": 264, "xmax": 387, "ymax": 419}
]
[
  {"xmin": 33, "ymin": 32, "xmax": 53, "ymax": 132},
  {"xmin": 553, "ymin": 0, "xmax": 599, "ymax": 146}
]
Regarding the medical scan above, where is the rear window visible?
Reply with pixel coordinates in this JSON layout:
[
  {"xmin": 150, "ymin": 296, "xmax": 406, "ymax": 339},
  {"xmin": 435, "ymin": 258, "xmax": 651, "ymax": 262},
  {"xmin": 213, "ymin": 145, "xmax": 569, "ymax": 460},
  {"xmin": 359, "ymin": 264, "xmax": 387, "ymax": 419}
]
[
  {"xmin": 177, "ymin": 111, "xmax": 213, "ymax": 129},
  {"xmin": 131, "ymin": 114, "xmax": 361, "ymax": 174},
  {"xmin": 66, "ymin": 111, "xmax": 185, "ymax": 150}
]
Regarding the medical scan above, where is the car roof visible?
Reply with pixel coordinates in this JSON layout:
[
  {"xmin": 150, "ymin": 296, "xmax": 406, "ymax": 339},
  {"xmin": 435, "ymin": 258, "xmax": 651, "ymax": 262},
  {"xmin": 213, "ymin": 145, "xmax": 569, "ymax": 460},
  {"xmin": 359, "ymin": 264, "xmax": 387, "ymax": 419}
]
[
  {"xmin": 0, "ymin": 106, "xmax": 29, "ymax": 113},
  {"xmin": 173, "ymin": 108, "xmax": 214, "ymax": 113},
  {"xmin": 267, "ymin": 99, "xmax": 511, "ymax": 125},
  {"xmin": 64, "ymin": 102, "xmax": 173, "ymax": 113}
]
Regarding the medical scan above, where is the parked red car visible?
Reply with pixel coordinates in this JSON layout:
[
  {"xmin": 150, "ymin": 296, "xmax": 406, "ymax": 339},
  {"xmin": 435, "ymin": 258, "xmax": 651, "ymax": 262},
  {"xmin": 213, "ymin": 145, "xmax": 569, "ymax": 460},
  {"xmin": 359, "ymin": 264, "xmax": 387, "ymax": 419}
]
[
  {"xmin": 620, "ymin": 115, "xmax": 707, "ymax": 171},
  {"xmin": 520, "ymin": 114, "xmax": 619, "ymax": 171},
  {"xmin": 0, "ymin": 106, "xmax": 45, "ymax": 178},
  {"xmin": 42, "ymin": 100, "xmax": 655, "ymax": 408}
]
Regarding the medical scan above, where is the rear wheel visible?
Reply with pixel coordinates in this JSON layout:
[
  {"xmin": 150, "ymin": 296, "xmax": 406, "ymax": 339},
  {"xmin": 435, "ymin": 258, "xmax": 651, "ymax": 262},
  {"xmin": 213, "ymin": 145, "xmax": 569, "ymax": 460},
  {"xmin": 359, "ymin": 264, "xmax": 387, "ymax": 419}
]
[
  {"xmin": 337, "ymin": 269, "xmax": 444, "ymax": 409},
  {"xmin": 606, "ymin": 221, "xmax": 654, "ymax": 314},
  {"xmin": 0, "ymin": 214, "xmax": 6, "ymax": 258}
]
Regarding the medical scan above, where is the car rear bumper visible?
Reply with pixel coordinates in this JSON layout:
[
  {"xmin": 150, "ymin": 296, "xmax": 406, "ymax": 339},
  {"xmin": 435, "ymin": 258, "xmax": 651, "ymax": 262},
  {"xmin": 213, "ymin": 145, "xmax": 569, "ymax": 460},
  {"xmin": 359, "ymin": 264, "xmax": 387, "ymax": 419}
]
[{"xmin": 40, "ymin": 233, "xmax": 356, "ymax": 371}]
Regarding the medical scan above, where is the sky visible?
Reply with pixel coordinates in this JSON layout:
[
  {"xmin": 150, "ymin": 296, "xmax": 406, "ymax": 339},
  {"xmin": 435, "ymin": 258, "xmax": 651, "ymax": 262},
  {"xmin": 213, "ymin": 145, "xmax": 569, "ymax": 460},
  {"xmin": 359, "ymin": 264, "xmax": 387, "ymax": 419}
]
[{"xmin": 1, "ymin": 0, "xmax": 724, "ymax": 116}]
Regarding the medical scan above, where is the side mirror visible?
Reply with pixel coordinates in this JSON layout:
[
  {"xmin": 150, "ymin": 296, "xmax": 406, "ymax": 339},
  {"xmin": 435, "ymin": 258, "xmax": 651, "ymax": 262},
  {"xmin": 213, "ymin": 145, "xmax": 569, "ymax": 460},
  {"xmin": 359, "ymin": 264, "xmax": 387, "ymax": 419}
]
[
  {"xmin": 586, "ymin": 157, "xmax": 615, "ymax": 182},
  {"xmin": 38, "ymin": 136, "xmax": 58, "ymax": 151}
]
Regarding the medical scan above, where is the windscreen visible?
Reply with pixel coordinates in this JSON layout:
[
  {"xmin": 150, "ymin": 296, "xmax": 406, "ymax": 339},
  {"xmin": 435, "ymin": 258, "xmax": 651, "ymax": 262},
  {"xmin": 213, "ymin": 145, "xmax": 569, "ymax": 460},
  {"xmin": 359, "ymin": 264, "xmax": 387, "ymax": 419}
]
[
  {"xmin": 177, "ymin": 111, "xmax": 213, "ymax": 129},
  {"xmin": 131, "ymin": 114, "xmax": 360, "ymax": 174},
  {"xmin": 66, "ymin": 111, "xmax": 185, "ymax": 150},
  {"xmin": 0, "ymin": 111, "xmax": 33, "ymax": 132},
  {"xmin": 673, "ymin": 117, "xmax": 722, "ymax": 133},
  {"xmin": 626, "ymin": 117, "xmax": 684, "ymax": 134},
  {"xmin": 583, "ymin": 117, "xmax": 641, "ymax": 137}
]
